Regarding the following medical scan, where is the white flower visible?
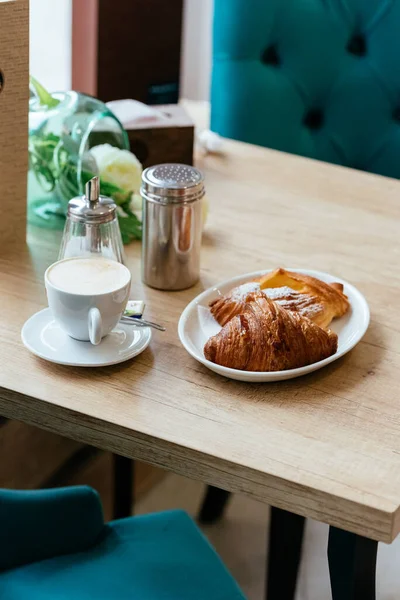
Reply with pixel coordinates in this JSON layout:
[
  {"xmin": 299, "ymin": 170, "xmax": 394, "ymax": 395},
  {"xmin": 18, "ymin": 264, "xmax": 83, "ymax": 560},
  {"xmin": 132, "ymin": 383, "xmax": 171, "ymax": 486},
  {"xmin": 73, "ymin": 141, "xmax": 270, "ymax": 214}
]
[
  {"xmin": 129, "ymin": 192, "xmax": 143, "ymax": 221},
  {"xmin": 89, "ymin": 144, "xmax": 142, "ymax": 193}
]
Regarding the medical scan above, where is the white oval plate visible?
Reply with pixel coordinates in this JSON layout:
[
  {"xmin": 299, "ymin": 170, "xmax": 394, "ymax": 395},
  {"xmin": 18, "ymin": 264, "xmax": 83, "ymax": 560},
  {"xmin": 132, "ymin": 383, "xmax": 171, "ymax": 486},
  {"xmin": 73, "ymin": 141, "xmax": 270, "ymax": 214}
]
[
  {"xmin": 178, "ymin": 269, "xmax": 370, "ymax": 382},
  {"xmin": 22, "ymin": 308, "xmax": 152, "ymax": 367}
]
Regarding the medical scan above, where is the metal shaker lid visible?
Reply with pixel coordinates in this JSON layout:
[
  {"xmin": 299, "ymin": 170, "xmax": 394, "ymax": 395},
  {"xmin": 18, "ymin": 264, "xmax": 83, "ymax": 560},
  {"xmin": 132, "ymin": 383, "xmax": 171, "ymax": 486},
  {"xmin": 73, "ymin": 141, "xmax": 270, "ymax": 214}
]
[
  {"xmin": 67, "ymin": 176, "xmax": 117, "ymax": 224},
  {"xmin": 141, "ymin": 163, "xmax": 205, "ymax": 204}
]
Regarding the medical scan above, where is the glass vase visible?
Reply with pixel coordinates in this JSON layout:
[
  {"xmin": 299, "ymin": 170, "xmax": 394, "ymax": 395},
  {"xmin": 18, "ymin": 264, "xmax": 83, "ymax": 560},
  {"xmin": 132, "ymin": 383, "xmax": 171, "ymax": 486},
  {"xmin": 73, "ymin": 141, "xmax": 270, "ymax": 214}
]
[{"xmin": 28, "ymin": 90, "xmax": 129, "ymax": 231}]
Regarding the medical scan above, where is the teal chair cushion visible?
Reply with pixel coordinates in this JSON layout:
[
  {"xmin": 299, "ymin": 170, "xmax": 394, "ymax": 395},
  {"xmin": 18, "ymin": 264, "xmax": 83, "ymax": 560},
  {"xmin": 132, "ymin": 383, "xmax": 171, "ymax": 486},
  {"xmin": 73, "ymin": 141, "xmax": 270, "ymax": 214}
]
[
  {"xmin": 211, "ymin": 0, "xmax": 400, "ymax": 178},
  {"xmin": 0, "ymin": 488, "xmax": 244, "ymax": 600},
  {"xmin": 0, "ymin": 486, "xmax": 104, "ymax": 571}
]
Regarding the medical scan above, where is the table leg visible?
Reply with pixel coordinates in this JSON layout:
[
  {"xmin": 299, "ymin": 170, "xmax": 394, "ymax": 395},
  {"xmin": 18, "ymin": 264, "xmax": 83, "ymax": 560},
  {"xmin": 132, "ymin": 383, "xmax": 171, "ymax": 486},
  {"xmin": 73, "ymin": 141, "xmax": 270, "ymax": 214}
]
[
  {"xmin": 328, "ymin": 526, "xmax": 378, "ymax": 600},
  {"xmin": 198, "ymin": 486, "xmax": 231, "ymax": 524},
  {"xmin": 113, "ymin": 455, "xmax": 134, "ymax": 519},
  {"xmin": 265, "ymin": 507, "xmax": 305, "ymax": 600}
]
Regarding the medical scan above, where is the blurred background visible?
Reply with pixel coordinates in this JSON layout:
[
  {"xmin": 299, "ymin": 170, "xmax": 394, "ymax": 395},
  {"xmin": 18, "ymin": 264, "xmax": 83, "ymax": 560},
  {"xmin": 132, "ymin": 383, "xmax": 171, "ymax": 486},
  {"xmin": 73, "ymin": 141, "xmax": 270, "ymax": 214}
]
[{"xmin": 30, "ymin": 0, "xmax": 212, "ymax": 101}]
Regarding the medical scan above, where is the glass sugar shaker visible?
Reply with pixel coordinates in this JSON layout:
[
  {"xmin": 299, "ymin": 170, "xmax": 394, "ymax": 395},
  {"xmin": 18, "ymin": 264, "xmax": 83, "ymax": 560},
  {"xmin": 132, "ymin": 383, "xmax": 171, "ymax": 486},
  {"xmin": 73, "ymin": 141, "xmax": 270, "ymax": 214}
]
[
  {"xmin": 141, "ymin": 163, "xmax": 205, "ymax": 290},
  {"xmin": 58, "ymin": 176, "xmax": 125, "ymax": 263}
]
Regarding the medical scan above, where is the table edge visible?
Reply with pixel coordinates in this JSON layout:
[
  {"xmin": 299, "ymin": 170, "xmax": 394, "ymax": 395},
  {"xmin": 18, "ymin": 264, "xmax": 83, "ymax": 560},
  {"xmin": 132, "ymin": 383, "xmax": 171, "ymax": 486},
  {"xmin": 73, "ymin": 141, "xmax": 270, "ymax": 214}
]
[{"xmin": 0, "ymin": 385, "xmax": 398, "ymax": 543}]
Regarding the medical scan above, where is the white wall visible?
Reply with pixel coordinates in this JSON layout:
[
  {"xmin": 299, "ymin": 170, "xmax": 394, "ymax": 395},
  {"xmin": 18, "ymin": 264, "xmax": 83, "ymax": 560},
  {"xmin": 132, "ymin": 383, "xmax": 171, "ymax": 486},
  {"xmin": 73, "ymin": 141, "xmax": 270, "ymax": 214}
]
[
  {"xmin": 29, "ymin": 0, "xmax": 72, "ymax": 91},
  {"xmin": 29, "ymin": 0, "xmax": 212, "ymax": 100},
  {"xmin": 180, "ymin": 0, "xmax": 213, "ymax": 101}
]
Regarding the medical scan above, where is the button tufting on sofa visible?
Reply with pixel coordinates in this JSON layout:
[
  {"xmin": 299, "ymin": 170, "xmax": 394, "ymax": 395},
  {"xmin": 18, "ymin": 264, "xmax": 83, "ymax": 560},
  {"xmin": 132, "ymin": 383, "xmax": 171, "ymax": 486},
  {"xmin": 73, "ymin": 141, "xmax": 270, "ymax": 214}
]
[
  {"xmin": 347, "ymin": 34, "xmax": 367, "ymax": 57},
  {"xmin": 392, "ymin": 107, "xmax": 400, "ymax": 122},
  {"xmin": 303, "ymin": 109, "xmax": 324, "ymax": 130},
  {"xmin": 261, "ymin": 45, "xmax": 280, "ymax": 66}
]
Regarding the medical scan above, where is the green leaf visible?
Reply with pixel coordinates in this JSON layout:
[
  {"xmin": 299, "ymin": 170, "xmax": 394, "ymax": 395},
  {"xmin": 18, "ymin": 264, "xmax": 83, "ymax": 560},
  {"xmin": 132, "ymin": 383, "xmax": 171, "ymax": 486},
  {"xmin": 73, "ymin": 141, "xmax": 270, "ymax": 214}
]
[
  {"xmin": 118, "ymin": 202, "xmax": 142, "ymax": 243},
  {"xmin": 28, "ymin": 133, "xmax": 60, "ymax": 191},
  {"xmin": 30, "ymin": 76, "xmax": 60, "ymax": 109}
]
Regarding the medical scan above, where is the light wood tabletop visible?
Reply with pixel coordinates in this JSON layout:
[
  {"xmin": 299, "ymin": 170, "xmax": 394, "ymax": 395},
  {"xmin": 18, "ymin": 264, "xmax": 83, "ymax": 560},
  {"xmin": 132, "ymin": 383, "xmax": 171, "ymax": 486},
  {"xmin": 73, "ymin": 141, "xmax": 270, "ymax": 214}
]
[{"xmin": 1, "ymin": 103, "xmax": 400, "ymax": 544}]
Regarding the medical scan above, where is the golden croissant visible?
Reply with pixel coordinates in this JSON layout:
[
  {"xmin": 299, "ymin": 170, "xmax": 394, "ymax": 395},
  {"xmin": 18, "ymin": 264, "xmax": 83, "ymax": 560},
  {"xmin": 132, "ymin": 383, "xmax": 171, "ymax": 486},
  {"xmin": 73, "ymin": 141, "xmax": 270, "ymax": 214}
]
[
  {"xmin": 210, "ymin": 268, "xmax": 349, "ymax": 329},
  {"xmin": 204, "ymin": 293, "xmax": 338, "ymax": 372}
]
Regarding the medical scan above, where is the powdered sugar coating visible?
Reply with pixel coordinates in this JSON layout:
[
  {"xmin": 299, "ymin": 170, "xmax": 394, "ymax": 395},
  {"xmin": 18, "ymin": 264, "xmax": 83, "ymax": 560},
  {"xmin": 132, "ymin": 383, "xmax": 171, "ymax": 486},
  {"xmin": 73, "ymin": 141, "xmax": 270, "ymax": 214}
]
[
  {"xmin": 263, "ymin": 286, "xmax": 297, "ymax": 299},
  {"xmin": 227, "ymin": 281, "xmax": 324, "ymax": 320},
  {"xmin": 230, "ymin": 282, "xmax": 261, "ymax": 300},
  {"xmin": 263, "ymin": 286, "xmax": 323, "ymax": 316}
]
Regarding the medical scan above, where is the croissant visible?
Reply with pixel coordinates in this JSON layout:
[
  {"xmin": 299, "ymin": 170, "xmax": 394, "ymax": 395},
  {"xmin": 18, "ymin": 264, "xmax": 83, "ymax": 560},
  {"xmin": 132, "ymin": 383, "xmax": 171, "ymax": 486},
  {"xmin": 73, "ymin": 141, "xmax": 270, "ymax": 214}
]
[
  {"xmin": 204, "ymin": 293, "xmax": 338, "ymax": 372},
  {"xmin": 210, "ymin": 268, "xmax": 349, "ymax": 329}
]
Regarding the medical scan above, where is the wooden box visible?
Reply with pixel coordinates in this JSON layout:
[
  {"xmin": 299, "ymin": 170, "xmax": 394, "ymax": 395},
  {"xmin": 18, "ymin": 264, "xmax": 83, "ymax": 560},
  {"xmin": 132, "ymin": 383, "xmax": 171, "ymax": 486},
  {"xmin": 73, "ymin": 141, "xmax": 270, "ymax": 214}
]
[
  {"xmin": 126, "ymin": 104, "xmax": 194, "ymax": 168},
  {"xmin": 0, "ymin": 0, "xmax": 29, "ymax": 248}
]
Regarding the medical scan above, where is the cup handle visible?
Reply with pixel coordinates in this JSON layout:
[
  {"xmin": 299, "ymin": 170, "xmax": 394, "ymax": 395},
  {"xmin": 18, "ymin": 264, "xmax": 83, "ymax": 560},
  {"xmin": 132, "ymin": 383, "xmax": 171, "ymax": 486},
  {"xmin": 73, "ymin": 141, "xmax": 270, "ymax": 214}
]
[{"xmin": 88, "ymin": 307, "xmax": 102, "ymax": 345}]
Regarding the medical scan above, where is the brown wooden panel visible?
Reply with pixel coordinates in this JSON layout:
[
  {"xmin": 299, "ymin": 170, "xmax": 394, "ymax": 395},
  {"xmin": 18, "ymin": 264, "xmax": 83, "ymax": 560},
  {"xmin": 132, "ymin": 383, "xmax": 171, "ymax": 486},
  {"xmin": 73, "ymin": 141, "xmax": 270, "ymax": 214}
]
[
  {"xmin": 63, "ymin": 452, "xmax": 166, "ymax": 521},
  {"xmin": 0, "ymin": 0, "xmax": 29, "ymax": 248},
  {"xmin": 72, "ymin": 0, "xmax": 184, "ymax": 103},
  {"xmin": 0, "ymin": 420, "xmax": 82, "ymax": 489},
  {"xmin": 63, "ymin": 451, "xmax": 115, "ymax": 520},
  {"xmin": 0, "ymin": 417, "xmax": 164, "ymax": 509}
]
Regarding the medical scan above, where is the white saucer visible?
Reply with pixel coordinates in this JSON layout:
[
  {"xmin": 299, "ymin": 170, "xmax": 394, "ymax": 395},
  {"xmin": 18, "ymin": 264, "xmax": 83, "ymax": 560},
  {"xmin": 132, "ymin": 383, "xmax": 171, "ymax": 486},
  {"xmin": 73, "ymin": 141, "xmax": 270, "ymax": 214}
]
[
  {"xmin": 22, "ymin": 308, "xmax": 152, "ymax": 367},
  {"xmin": 178, "ymin": 269, "xmax": 370, "ymax": 382}
]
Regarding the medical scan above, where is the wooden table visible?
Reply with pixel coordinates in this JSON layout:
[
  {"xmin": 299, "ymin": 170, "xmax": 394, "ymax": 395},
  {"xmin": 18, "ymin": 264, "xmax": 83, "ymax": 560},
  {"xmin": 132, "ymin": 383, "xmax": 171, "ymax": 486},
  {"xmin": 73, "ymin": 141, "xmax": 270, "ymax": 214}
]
[{"xmin": 1, "ymin": 107, "xmax": 400, "ymax": 599}]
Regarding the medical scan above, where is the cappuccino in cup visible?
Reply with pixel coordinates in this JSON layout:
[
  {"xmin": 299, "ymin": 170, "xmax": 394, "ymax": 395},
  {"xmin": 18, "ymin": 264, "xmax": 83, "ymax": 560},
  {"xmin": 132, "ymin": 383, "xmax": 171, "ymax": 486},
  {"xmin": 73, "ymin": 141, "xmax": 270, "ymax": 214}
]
[
  {"xmin": 45, "ymin": 257, "xmax": 131, "ymax": 345},
  {"xmin": 47, "ymin": 257, "xmax": 131, "ymax": 295}
]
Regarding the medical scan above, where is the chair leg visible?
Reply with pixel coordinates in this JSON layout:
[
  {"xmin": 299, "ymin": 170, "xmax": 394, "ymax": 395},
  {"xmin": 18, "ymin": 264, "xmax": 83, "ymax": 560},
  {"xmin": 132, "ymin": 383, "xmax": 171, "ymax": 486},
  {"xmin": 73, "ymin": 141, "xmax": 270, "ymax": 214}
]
[
  {"xmin": 112, "ymin": 454, "xmax": 134, "ymax": 519},
  {"xmin": 328, "ymin": 526, "xmax": 378, "ymax": 600},
  {"xmin": 265, "ymin": 506, "xmax": 306, "ymax": 600},
  {"xmin": 198, "ymin": 486, "xmax": 231, "ymax": 524}
]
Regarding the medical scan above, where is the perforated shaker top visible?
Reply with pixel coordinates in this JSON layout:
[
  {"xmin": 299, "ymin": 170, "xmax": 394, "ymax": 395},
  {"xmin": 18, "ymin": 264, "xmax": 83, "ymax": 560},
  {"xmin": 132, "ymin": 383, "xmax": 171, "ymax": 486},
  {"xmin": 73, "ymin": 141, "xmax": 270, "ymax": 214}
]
[{"xmin": 141, "ymin": 163, "xmax": 205, "ymax": 203}]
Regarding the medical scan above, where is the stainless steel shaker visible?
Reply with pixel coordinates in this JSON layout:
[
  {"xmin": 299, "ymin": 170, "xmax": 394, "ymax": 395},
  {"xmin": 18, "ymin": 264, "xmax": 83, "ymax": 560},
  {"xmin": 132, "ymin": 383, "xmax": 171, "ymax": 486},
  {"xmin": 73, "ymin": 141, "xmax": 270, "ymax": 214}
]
[{"xmin": 141, "ymin": 164, "xmax": 205, "ymax": 290}]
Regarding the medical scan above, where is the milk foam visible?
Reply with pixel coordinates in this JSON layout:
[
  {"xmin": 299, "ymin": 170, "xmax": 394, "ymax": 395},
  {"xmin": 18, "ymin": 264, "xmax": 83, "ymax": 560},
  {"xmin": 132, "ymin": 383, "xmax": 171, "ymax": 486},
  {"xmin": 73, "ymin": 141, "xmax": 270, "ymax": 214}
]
[{"xmin": 47, "ymin": 258, "xmax": 130, "ymax": 295}]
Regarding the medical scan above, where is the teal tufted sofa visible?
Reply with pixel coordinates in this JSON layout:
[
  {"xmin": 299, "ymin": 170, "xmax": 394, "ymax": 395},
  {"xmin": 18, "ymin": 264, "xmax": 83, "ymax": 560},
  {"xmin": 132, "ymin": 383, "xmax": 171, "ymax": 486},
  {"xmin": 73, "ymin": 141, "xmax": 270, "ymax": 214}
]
[{"xmin": 211, "ymin": 0, "xmax": 400, "ymax": 178}]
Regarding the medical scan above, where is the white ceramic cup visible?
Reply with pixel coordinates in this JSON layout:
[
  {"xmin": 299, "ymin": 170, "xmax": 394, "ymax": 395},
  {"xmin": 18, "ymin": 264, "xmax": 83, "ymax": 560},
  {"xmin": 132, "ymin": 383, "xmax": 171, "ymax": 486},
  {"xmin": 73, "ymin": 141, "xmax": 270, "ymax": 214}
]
[{"xmin": 45, "ymin": 258, "xmax": 131, "ymax": 345}]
